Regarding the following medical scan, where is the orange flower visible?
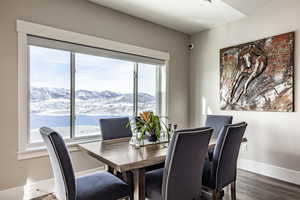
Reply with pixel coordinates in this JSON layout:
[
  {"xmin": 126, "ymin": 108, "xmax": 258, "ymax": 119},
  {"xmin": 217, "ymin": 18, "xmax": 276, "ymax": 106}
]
[{"xmin": 140, "ymin": 111, "xmax": 151, "ymax": 122}]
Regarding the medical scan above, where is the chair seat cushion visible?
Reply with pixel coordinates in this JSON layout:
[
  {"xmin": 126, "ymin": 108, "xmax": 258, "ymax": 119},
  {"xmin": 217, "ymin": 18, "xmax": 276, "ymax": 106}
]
[
  {"xmin": 145, "ymin": 168, "xmax": 164, "ymax": 200},
  {"xmin": 202, "ymin": 160, "xmax": 215, "ymax": 189},
  {"xmin": 76, "ymin": 171, "xmax": 129, "ymax": 200}
]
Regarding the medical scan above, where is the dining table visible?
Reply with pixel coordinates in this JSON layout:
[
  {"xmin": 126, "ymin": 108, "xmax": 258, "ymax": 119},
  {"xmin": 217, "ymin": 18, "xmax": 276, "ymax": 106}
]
[{"xmin": 78, "ymin": 136, "xmax": 247, "ymax": 200}]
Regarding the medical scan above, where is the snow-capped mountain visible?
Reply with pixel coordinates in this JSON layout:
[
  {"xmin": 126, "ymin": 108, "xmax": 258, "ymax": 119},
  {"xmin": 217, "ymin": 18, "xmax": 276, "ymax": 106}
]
[
  {"xmin": 30, "ymin": 87, "xmax": 70, "ymax": 102},
  {"xmin": 30, "ymin": 87, "xmax": 156, "ymax": 115}
]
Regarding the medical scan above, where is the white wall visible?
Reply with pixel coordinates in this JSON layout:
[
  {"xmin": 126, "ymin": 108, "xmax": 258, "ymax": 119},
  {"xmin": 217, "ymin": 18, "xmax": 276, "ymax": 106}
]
[
  {"xmin": 190, "ymin": 0, "xmax": 300, "ymax": 173},
  {"xmin": 0, "ymin": 0, "xmax": 189, "ymax": 190}
]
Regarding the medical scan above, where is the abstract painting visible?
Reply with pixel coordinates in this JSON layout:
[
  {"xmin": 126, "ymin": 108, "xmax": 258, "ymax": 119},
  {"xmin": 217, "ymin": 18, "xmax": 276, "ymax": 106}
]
[{"xmin": 220, "ymin": 32, "xmax": 294, "ymax": 112}]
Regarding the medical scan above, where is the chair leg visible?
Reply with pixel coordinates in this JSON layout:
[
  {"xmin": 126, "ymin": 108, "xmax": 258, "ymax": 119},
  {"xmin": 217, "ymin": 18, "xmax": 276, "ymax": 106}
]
[
  {"xmin": 220, "ymin": 189, "xmax": 225, "ymax": 198},
  {"xmin": 212, "ymin": 190, "xmax": 220, "ymax": 200},
  {"xmin": 230, "ymin": 182, "xmax": 236, "ymax": 200},
  {"xmin": 212, "ymin": 190, "xmax": 225, "ymax": 200}
]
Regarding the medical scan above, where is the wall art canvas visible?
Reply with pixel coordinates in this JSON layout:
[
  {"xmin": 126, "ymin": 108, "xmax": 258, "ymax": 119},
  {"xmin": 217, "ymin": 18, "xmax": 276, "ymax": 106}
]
[{"xmin": 220, "ymin": 32, "xmax": 294, "ymax": 112}]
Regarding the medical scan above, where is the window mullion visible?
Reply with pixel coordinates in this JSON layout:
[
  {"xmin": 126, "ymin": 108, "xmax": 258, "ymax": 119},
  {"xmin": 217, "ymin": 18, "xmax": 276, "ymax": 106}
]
[
  {"xmin": 26, "ymin": 45, "xmax": 31, "ymax": 145},
  {"xmin": 70, "ymin": 52, "xmax": 76, "ymax": 139},
  {"xmin": 156, "ymin": 66, "xmax": 161, "ymax": 116},
  {"xmin": 134, "ymin": 63, "xmax": 138, "ymax": 116}
]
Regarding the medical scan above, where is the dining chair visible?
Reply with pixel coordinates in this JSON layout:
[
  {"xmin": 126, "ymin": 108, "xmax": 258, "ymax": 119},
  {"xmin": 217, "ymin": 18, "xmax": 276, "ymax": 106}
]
[
  {"xmin": 99, "ymin": 117, "xmax": 134, "ymax": 195},
  {"xmin": 40, "ymin": 127, "xmax": 130, "ymax": 200},
  {"xmin": 99, "ymin": 116, "xmax": 163, "ymax": 199},
  {"xmin": 202, "ymin": 122, "xmax": 247, "ymax": 200},
  {"xmin": 145, "ymin": 127, "xmax": 213, "ymax": 200},
  {"xmin": 99, "ymin": 116, "xmax": 132, "ymax": 173},
  {"xmin": 99, "ymin": 117, "xmax": 132, "ymax": 140},
  {"xmin": 205, "ymin": 115, "xmax": 233, "ymax": 160},
  {"xmin": 100, "ymin": 117, "xmax": 166, "ymax": 173}
]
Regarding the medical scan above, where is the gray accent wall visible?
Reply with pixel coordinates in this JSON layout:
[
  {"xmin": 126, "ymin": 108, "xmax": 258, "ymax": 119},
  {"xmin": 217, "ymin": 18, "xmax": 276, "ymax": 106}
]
[
  {"xmin": 189, "ymin": 0, "xmax": 300, "ymax": 173},
  {"xmin": 0, "ymin": 0, "xmax": 189, "ymax": 190}
]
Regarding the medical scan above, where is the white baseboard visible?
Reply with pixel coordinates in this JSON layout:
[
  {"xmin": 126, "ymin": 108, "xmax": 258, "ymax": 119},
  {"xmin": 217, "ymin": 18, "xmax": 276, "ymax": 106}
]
[
  {"xmin": 0, "ymin": 167, "xmax": 104, "ymax": 200},
  {"xmin": 238, "ymin": 158, "xmax": 300, "ymax": 186}
]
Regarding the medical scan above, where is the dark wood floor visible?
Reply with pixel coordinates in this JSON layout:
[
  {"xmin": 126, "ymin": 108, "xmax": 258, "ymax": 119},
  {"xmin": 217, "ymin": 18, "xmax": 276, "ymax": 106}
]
[
  {"xmin": 33, "ymin": 170, "xmax": 300, "ymax": 200},
  {"xmin": 220, "ymin": 170, "xmax": 300, "ymax": 200}
]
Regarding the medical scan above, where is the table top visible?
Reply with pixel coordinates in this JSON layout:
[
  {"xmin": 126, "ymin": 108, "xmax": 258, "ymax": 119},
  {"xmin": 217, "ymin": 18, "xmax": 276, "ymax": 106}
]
[{"xmin": 78, "ymin": 136, "xmax": 226, "ymax": 172}]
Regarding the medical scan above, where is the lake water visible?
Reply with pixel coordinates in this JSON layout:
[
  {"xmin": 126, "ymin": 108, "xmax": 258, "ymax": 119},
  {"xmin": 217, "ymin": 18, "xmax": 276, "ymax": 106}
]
[
  {"xmin": 30, "ymin": 114, "xmax": 129, "ymax": 129},
  {"xmin": 30, "ymin": 114, "xmax": 131, "ymax": 143}
]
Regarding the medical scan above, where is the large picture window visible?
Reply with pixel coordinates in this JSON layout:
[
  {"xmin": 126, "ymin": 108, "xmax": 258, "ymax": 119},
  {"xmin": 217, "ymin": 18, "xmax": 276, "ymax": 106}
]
[{"xmin": 27, "ymin": 36, "xmax": 164, "ymax": 145}]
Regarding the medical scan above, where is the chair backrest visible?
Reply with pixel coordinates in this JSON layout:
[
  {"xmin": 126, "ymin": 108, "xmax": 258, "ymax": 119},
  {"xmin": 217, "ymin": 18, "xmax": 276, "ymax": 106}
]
[
  {"xmin": 205, "ymin": 115, "xmax": 233, "ymax": 138},
  {"xmin": 212, "ymin": 122, "xmax": 247, "ymax": 190},
  {"xmin": 40, "ymin": 127, "xmax": 76, "ymax": 200},
  {"xmin": 162, "ymin": 127, "xmax": 213, "ymax": 200},
  {"xmin": 99, "ymin": 117, "xmax": 132, "ymax": 140}
]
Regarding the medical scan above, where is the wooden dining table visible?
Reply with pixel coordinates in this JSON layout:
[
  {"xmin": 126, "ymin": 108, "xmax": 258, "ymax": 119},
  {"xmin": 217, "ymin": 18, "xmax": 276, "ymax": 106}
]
[{"xmin": 78, "ymin": 137, "xmax": 247, "ymax": 200}]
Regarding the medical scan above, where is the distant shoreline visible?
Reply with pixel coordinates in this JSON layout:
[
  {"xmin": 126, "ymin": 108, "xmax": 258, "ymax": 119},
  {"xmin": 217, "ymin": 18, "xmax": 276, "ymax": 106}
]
[{"xmin": 30, "ymin": 114, "xmax": 131, "ymax": 129}]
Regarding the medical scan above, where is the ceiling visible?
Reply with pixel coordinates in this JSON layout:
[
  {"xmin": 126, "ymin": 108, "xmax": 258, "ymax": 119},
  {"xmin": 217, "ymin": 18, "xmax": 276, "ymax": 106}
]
[
  {"xmin": 89, "ymin": 0, "xmax": 273, "ymax": 34},
  {"xmin": 223, "ymin": 0, "xmax": 273, "ymax": 16}
]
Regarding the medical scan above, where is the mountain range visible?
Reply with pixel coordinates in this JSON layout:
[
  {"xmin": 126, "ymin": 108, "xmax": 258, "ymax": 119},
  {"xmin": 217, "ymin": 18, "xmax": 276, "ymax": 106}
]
[{"xmin": 30, "ymin": 87, "xmax": 156, "ymax": 115}]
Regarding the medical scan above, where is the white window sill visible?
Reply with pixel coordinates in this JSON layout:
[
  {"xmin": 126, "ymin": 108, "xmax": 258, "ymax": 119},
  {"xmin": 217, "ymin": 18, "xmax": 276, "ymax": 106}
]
[{"xmin": 17, "ymin": 138, "xmax": 101, "ymax": 160}]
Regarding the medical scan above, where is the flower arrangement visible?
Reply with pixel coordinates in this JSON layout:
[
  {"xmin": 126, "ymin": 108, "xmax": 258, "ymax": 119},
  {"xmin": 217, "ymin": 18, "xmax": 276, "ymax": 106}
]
[{"xmin": 132, "ymin": 111, "xmax": 169, "ymax": 142}]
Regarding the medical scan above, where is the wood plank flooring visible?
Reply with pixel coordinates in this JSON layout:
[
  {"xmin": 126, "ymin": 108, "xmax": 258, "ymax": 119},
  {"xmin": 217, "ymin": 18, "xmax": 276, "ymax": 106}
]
[
  {"xmin": 33, "ymin": 170, "xmax": 300, "ymax": 200},
  {"xmin": 220, "ymin": 169, "xmax": 300, "ymax": 200}
]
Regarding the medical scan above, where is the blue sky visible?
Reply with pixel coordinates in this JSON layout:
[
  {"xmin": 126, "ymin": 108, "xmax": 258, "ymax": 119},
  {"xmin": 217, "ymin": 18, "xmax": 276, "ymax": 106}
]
[{"xmin": 30, "ymin": 46, "xmax": 156, "ymax": 95}]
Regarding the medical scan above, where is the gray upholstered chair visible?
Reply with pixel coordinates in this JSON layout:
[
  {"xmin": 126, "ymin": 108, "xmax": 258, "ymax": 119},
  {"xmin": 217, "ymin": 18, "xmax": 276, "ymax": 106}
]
[
  {"xmin": 40, "ymin": 127, "xmax": 130, "ymax": 200},
  {"xmin": 100, "ymin": 117, "xmax": 165, "ymax": 174},
  {"xmin": 202, "ymin": 122, "xmax": 247, "ymax": 200},
  {"xmin": 99, "ymin": 117, "xmax": 132, "ymax": 140},
  {"xmin": 100, "ymin": 117, "xmax": 134, "ymax": 197},
  {"xmin": 99, "ymin": 116, "xmax": 163, "ymax": 199},
  {"xmin": 205, "ymin": 115, "xmax": 233, "ymax": 160},
  {"xmin": 145, "ymin": 127, "xmax": 213, "ymax": 200}
]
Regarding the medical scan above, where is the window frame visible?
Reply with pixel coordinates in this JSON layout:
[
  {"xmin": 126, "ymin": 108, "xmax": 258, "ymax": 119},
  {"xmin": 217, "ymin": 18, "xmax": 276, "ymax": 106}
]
[{"xmin": 17, "ymin": 20, "xmax": 170, "ymax": 159}]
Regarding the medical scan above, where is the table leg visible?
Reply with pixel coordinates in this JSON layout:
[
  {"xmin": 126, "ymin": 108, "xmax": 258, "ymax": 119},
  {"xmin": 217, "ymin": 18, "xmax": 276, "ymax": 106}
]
[
  {"xmin": 107, "ymin": 166, "xmax": 114, "ymax": 174},
  {"xmin": 133, "ymin": 168, "xmax": 146, "ymax": 200},
  {"xmin": 122, "ymin": 172, "xmax": 134, "ymax": 200}
]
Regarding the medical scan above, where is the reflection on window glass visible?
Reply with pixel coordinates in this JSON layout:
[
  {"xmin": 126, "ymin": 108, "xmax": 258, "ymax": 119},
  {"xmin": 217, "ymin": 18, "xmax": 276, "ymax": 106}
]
[
  {"xmin": 74, "ymin": 53, "xmax": 134, "ymax": 137},
  {"xmin": 138, "ymin": 63, "xmax": 158, "ymax": 114},
  {"xmin": 29, "ymin": 46, "xmax": 71, "ymax": 143}
]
